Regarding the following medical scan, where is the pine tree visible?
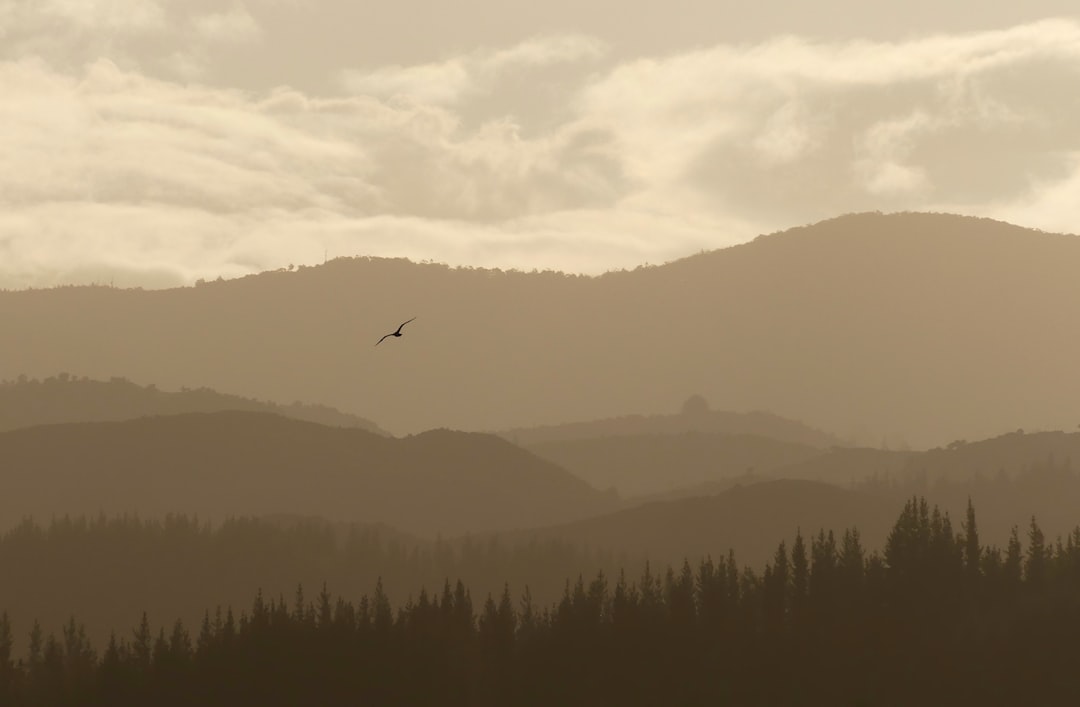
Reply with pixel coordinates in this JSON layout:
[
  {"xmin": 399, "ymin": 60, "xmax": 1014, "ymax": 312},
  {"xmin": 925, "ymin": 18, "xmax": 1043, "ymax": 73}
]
[
  {"xmin": 0, "ymin": 612, "xmax": 13, "ymax": 700},
  {"xmin": 1025, "ymin": 516, "xmax": 1048, "ymax": 588},
  {"xmin": 790, "ymin": 530, "xmax": 809, "ymax": 625},
  {"xmin": 1003, "ymin": 526, "xmax": 1023, "ymax": 596},
  {"xmin": 132, "ymin": 612, "xmax": 153, "ymax": 670},
  {"xmin": 962, "ymin": 498, "xmax": 981, "ymax": 582}
]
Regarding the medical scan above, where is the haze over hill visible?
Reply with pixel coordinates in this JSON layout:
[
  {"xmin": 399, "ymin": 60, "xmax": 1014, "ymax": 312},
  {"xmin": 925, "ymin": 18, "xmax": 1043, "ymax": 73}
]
[
  {"xmin": 0, "ymin": 412, "xmax": 616, "ymax": 537},
  {"xmin": 499, "ymin": 398, "xmax": 841, "ymax": 447},
  {"xmin": 502, "ymin": 479, "xmax": 902, "ymax": 569},
  {"xmin": 525, "ymin": 432, "xmax": 823, "ymax": 497},
  {"xmin": 2, "ymin": 212, "xmax": 1079, "ymax": 447},
  {"xmin": 613, "ymin": 429, "xmax": 1080, "ymax": 547},
  {"xmin": 0, "ymin": 374, "xmax": 388, "ymax": 434}
]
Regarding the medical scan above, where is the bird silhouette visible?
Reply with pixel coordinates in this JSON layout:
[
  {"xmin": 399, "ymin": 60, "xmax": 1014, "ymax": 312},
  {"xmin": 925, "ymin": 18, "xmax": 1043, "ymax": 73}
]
[{"xmin": 376, "ymin": 317, "xmax": 416, "ymax": 346}]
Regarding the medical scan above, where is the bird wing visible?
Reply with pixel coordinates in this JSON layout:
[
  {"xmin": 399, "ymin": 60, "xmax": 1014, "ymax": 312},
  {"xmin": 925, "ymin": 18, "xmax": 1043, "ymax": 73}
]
[
  {"xmin": 395, "ymin": 316, "xmax": 417, "ymax": 334},
  {"xmin": 375, "ymin": 333, "xmax": 393, "ymax": 346}
]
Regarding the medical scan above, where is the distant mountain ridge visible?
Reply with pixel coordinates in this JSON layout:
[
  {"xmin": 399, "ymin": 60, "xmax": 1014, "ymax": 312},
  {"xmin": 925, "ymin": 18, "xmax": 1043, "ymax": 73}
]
[
  {"xmin": 769, "ymin": 429, "xmax": 1080, "ymax": 486},
  {"xmin": 0, "ymin": 411, "xmax": 617, "ymax": 537},
  {"xmin": 523, "ymin": 431, "xmax": 823, "ymax": 497},
  {"xmin": 3, "ymin": 211, "xmax": 1079, "ymax": 447},
  {"xmin": 499, "ymin": 406, "xmax": 841, "ymax": 447},
  {"xmin": 0, "ymin": 375, "xmax": 388, "ymax": 435},
  {"xmin": 498, "ymin": 479, "xmax": 902, "ymax": 569}
]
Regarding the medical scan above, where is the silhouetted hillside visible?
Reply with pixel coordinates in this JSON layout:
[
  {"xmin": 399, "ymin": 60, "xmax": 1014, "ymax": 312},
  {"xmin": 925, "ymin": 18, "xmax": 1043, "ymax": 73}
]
[
  {"xmin": 524, "ymin": 431, "xmax": 822, "ymax": 496},
  {"xmin": 770, "ymin": 430, "xmax": 1080, "ymax": 487},
  {"xmin": 764, "ymin": 446, "xmax": 915, "ymax": 485},
  {"xmin": 7, "ymin": 499, "xmax": 1080, "ymax": 707},
  {"xmin": 0, "ymin": 374, "xmax": 388, "ymax": 434},
  {"xmin": 501, "ymin": 405, "xmax": 841, "ymax": 448},
  {"xmin": 0, "ymin": 412, "xmax": 616, "ymax": 536},
  {"xmin": 705, "ymin": 430, "xmax": 1080, "ymax": 546},
  {"xmin": 3, "ymin": 212, "xmax": 1080, "ymax": 447},
  {"xmin": 0, "ymin": 514, "xmax": 621, "ymax": 656},
  {"xmin": 501, "ymin": 480, "xmax": 901, "ymax": 569}
]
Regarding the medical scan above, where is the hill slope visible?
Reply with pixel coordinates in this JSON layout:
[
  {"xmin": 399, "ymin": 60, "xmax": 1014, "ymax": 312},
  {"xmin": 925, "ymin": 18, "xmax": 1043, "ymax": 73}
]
[
  {"xmin": 524, "ymin": 431, "xmax": 823, "ymax": 496},
  {"xmin": 0, "ymin": 412, "xmax": 616, "ymax": 537},
  {"xmin": 500, "ymin": 406, "xmax": 841, "ymax": 447},
  {"xmin": 0, "ymin": 375, "xmax": 388, "ymax": 434},
  {"xmin": 2, "ymin": 212, "xmax": 1078, "ymax": 447},
  {"xmin": 501, "ymin": 479, "xmax": 902, "ymax": 569}
]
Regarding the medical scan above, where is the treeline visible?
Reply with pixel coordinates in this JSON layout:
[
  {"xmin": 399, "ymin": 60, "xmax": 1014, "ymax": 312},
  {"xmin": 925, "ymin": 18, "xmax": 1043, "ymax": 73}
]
[
  {"xmin": 0, "ymin": 514, "xmax": 622, "ymax": 652},
  {"xmin": 2, "ymin": 498, "xmax": 1080, "ymax": 705},
  {"xmin": 857, "ymin": 451, "xmax": 1080, "ymax": 546}
]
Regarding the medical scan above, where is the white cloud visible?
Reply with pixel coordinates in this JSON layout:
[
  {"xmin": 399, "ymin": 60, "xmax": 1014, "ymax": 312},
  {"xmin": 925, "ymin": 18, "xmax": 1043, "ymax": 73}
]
[
  {"xmin": 577, "ymin": 18, "xmax": 1080, "ymax": 222},
  {"xmin": 340, "ymin": 33, "xmax": 605, "ymax": 105},
  {"xmin": 751, "ymin": 101, "xmax": 821, "ymax": 166},
  {"xmin": 982, "ymin": 152, "xmax": 1080, "ymax": 234},
  {"xmin": 38, "ymin": 0, "xmax": 167, "ymax": 32},
  {"xmin": 854, "ymin": 111, "xmax": 935, "ymax": 196},
  {"xmin": 2, "ymin": 20, "xmax": 1080, "ymax": 289},
  {"xmin": 192, "ymin": 5, "xmax": 262, "ymax": 44}
]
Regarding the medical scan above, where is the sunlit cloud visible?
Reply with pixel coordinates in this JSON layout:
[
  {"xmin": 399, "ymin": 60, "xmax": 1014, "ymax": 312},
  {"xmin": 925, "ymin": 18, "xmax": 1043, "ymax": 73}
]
[
  {"xmin": 339, "ymin": 33, "xmax": 605, "ymax": 105},
  {"xmin": 192, "ymin": 5, "xmax": 262, "ymax": 44},
  {"xmin": 37, "ymin": 0, "xmax": 167, "ymax": 33},
  {"xmin": 1, "ymin": 17, "xmax": 1079, "ymax": 289}
]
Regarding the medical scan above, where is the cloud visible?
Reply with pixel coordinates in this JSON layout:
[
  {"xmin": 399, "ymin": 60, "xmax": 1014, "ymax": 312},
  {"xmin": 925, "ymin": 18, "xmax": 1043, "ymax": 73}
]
[
  {"xmin": 981, "ymin": 152, "xmax": 1080, "ymax": 234},
  {"xmin": 191, "ymin": 5, "xmax": 262, "ymax": 44},
  {"xmin": 576, "ymin": 18, "xmax": 1080, "ymax": 223},
  {"xmin": 2, "ymin": 19, "xmax": 1080, "ymax": 289},
  {"xmin": 37, "ymin": 0, "xmax": 167, "ymax": 33},
  {"xmin": 340, "ymin": 33, "xmax": 605, "ymax": 105}
]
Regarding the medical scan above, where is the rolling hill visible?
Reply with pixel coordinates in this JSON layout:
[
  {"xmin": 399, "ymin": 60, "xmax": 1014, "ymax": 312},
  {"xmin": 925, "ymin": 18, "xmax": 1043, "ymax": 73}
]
[
  {"xmin": 498, "ymin": 479, "xmax": 903, "ymax": 570},
  {"xmin": 0, "ymin": 411, "xmax": 617, "ymax": 537},
  {"xmin": 2, "ymin": 212, "xmax": 1079, "ymax": 447},
  {"xmin": 0, "ymin": 374, "xmax": 388, "ymax": 434},
  {"xmin": 499, "ymin": 405, "xmax": 841, "ymax": 447},
  {"xmin": 523, "ymin": 431, "xmax": 823, "ymax": 496}
]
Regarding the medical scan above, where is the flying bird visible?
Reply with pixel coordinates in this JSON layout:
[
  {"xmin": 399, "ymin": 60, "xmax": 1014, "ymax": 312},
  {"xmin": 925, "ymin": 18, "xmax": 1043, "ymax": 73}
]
[{"xmin": 376, "ymin": 317, "xmax": 416, "ymax": 346}]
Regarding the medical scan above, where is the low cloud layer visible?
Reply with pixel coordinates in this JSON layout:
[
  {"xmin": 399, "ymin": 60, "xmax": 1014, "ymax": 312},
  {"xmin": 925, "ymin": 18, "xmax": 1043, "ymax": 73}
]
[{"xmin": 2, "ymin": 6, "xmax": 1079, "ymax": 288}]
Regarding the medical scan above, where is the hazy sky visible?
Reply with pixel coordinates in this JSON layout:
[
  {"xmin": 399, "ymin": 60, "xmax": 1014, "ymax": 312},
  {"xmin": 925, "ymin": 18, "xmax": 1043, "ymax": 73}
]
[{"xmin": 2, "ymin": 0, "xmax": 1079, "ymax": 288}]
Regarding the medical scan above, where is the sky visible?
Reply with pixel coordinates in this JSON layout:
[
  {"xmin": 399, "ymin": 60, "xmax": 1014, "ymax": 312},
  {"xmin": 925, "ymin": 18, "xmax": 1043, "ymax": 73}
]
[{"xmin": 2, "ymin": 0, "xmax": 1079, "ymax": 289}]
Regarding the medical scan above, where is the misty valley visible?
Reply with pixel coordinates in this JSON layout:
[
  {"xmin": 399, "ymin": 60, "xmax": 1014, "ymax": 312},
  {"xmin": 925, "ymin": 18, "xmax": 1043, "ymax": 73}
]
[{"xmin": 3, "ymin": 214, "xmax": 1080, "ymax": 705}]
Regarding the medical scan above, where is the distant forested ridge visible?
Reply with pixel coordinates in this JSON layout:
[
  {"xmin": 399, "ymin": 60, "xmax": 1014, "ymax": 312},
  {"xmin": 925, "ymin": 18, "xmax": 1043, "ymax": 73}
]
[
  {"xmin": 0, "ymin": 375, "xmax": 388, "ymax": 435},
  {"xmin": 0, "ymin": 411, "xmax": 617, "ymax": 536},
  {"xmin": 500, "ymin": 405, "xmax": 841, "ymax": 448},
  {"xmin": 4, "ymin": 213, "xmax": 1080, "ymax": 447},
  {"xmin": 1, "ymin": 498, "xmax": 1078, "ymax": 706},
  {"xmin": 0, "ymin": 514, "xmax": 623, "ymax": 653}
]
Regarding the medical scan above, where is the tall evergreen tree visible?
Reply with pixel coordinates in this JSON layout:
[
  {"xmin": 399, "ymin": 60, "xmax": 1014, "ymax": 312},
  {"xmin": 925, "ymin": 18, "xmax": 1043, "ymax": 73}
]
[{"xmin": 962, "ymin": 498, "xmax": 981, "ymax": 582}]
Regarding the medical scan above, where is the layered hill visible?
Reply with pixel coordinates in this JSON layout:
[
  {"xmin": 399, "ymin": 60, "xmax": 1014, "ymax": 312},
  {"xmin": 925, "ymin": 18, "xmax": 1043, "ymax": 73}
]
[
  {"xmin": 501, "ymin": 479, "xmax": 903, "ymax": 569},
  {"xmin": 768, "ymin": 429, "xmax": 1080, "ymax": 486},
  {"xmin": 0, "ymin": 375, "xmax": 387, "ymax": 434},
  {"xmin": 2, "ymin": 212, "xmax": 1079, "ymax": 447},
  {"xmin": 499, "ymin": 405, "xmax": 841, "ymax": 447},
  {"xmin": 524, "ymin": 431, "xmax": 823, "ymax": 496},
  {"xmin": 0, "ymin": 412, "xmax": 617, "ymax": 536}
]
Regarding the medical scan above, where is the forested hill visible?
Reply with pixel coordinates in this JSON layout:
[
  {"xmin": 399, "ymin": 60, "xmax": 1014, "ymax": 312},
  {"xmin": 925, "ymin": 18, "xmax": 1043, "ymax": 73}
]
[
  {"xmin": 498, "ymin": 407, "xmax": 841, "ymax": 448},
  {"xmin": 0, "ymin": 412, "xmax": 616, "ymax": 536},
  {"xmin": 0, "ymin": 375, "xmax": 387, "ymax": 434},
  {"xmin": 501, "ymin": 479, "xmax": 902, "ymax": 568},
  {"xmin": 3, "ymin": 497, "xmax": 1078, "ymax": 706},
  {"xmin": 522, "ymin": 432, "xmax": 823, "ymax": 497},
  {"xmin": 1, "ymin": 212, "xmax": 1079, "ymax": 447}
]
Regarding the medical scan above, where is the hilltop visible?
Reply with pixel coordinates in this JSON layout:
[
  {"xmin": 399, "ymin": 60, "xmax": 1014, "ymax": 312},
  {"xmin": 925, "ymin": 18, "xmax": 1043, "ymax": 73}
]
[
  {"xmin": 0, "ymin": 374, "xmax": 388, "ymax": 434},
  {"xmin": 498, "ymin": 403, "xmax": 841, "ymax": 447},
  {"xmin": 0, "ymin": 411, "xmax": 616, "ymax": 537},
  {"xmin": 2, "ymin": 212, "xmax": 1079, "ymax": 447},
  {"xmin": 499, "ymin": 479, "xmax": 902, "ymax": 569},
  {"xmin": 523, "ymin": 431, "xmax": 823, "ymax": 496}
]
